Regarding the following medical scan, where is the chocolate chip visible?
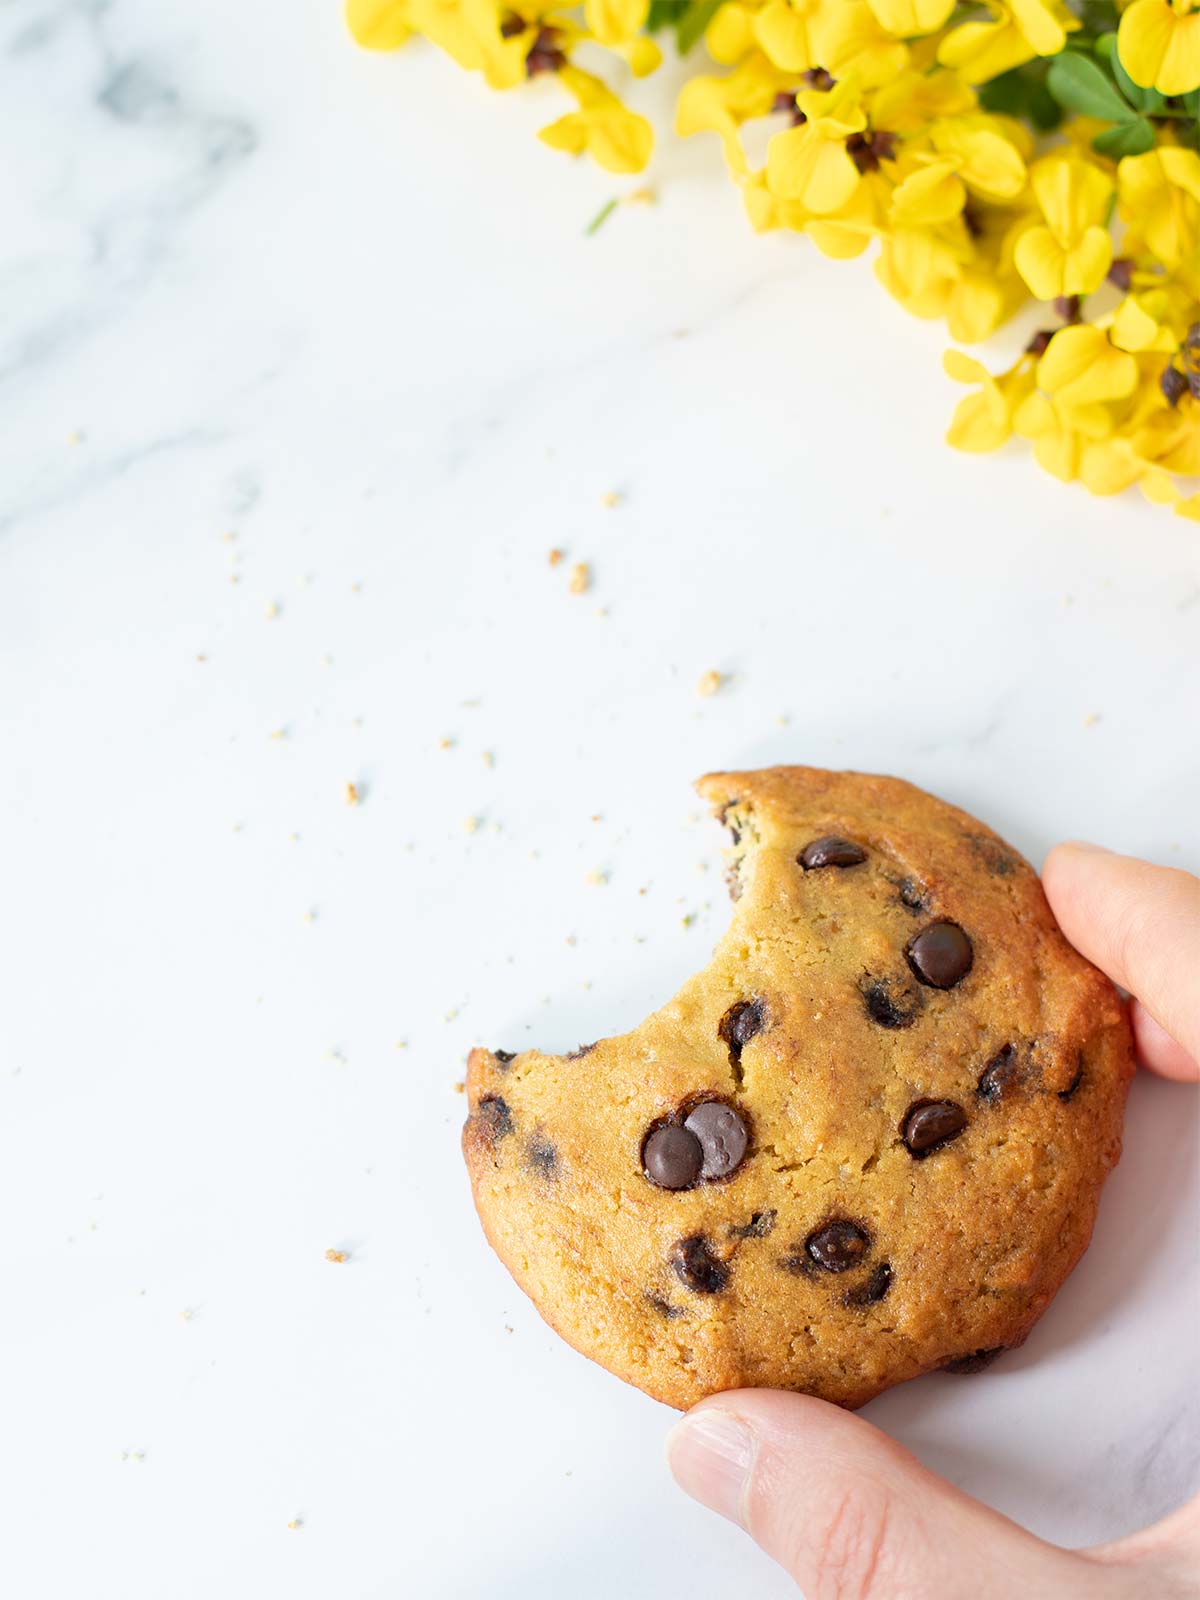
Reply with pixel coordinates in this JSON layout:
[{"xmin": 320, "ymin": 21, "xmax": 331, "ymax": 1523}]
[
  {"xmin": 645, "ymin": 1293, "xmax": 687, "ymax": 1320},
  {"xmin": 799, "ymin": 834, "xmax": 867, "ymax": 870},
  {"xmin": 731, "ymin": 1209, "xmax": 776, "ymax": 1239},
  {"xmin": 493, "ymin": 1049, "xmax": 516, "ymax": 1064},
  {"xmin": 844, "ymin": 1262, "xmax": 892, "ymax": 1307},
  {"xmin": 902, "ymin": 1099, "xmax": 967, "ymax": 1157},
  {"xmin": 565, "ymin": 1042, "xmax": 595, "ymax": 1060},
  {"xmin": 943, "ymin": 1347, "xmax": 1004, "ymax": 1374},
  {"xmin": 718, "ymin": 800, "xmax": 744, "ymax": 845},
  {"xmin": 477, "ymin": 1094, "xmax": 512, "ymax": 1141},
  {"xmin": 683, "ymin": 1101, "xmax": 748, "ymax": 1180},
  {"xmin": 1058, "ymin": 1056, "xmax": 1084, "ymax": 1101},
  {"xmin": 527, "ymin": 1137, "xmax": 557, "ymax": 1177},
  {"xmin": 906, "ymin": 922, "xmax": 974, "ymax": 989},
  {"xmin": 862, "ymin": 978, "xmax": 920, "ymax": 1028},
  {"xmin": 978, "ymin": 1045, "xmax": 1017, "ymax": 1103},
  {"xmin": 805, "ymin": 1220, "xmax": 870, "ymax": 1273},
  {"xmin": 672, "ymin": 1235, "xmax": 729, "ymax": 1295},
  {"xmin": 718, "ymin": 999, "xmax": 766, "ymax": 1061},
  {"xmin": 643, "ymin": 1123, "xmax": 703, "ymax": 1190}
]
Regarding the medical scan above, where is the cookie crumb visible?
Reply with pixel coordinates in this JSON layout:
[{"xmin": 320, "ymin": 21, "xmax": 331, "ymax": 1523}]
[
  {"xmin": 697, "ymin": 670, "xmax": 722, "ymax": 698},
  {"xmin": 345, "ymin": 781, "xmax": 361, "ymax": 806},
  {"xmin": 438, "ymin": 736, "xmax": 455, "ymax": 750},
  {"xmin": 302, "ymin": 910, "xmax": 315, "ymax": 925},
  {"xmin": 453, "ymin": 1080, "xmax": 465, "ymax": 1094},
  {"xmin": 270, "ymin": 727, "xmax": 288, "ymax": 741},
  {"xmin": 1083, "ymin": 712, "xmax": 1101, "ymax": 728},
  {"xmin": 462, "ymin": 816, "xmax": 479, "ymax": 835},
  {"xmin": 568, "ymin": 562, "xmax": 591, "ymax": 595},
  {"xmin": 548, "ymin": 548, "xmax": 564, "ymax": 566},
  {"xmin": 264, "ymin": 601, "xmax": 280, "ymax": 620},
  {"xmin": 287, "ymin": 1519, "xmax": 303, "ymax": 1531},
  {"xmin": 585, "ymin": 869, "xmax": 608, "ymax": 886},
  {"xmin": 325, "ymin": 1248, "xmax": 348, "ymax": 1264},
  {"xmin": 482, "ymin": 750, "xmax": 495, "ymax": 768},
  {"xmin": 600, "ymin": 490, "xmax": 621, "ymax": 509},
  {"xmin": 395, "ymin": 1040, "xmax": 408, "ymax": 1051}
]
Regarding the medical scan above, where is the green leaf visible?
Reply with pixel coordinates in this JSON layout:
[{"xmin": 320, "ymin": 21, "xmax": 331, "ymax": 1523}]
[
  {"xmin": 1092, "ymin": 117, "xmax": 1156, "ymax": 157},
  {"xmin": 676, "ymin": 0, "xmax": 723, "ymax": 54},
  {"xmin": 979, "ymin": 64, "xmax": 1064, "ymax": 129},
  {"xmin": 1047, "ymin": 51, "xmax": 1137, "ymax": 121},
  {"xmin": 584, "ymin": 198, "xmax": 618, "ymax": 236},
  {"xmin": 645, "ymin": 0, "xmax": 684, "ymax": 33}
]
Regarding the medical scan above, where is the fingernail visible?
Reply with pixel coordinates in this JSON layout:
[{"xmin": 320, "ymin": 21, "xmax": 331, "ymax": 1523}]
[{"xmin": 666, "ymin": 1408, "xmax": 755, "ymax": 1525}]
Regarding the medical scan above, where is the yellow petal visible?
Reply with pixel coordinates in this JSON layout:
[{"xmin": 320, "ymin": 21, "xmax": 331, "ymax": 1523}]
[
  {"xmin": 816, "ymin": 0, "xmax": 909, "ymax": 85},
  {"xmin": 1037, "ymin": 326, "xmax": 1139, "ymax": 407},
  {"xmin": 585, "ymin": 0, "xmax": 648, "ymax": 46},
  {"xmin": 754, "ymin": 0, "xmax": 815, "ymax": 72},
  {"xmin": 706, "ymin": 1, "xmax": 754, "ymax": 62},
  {"xmin": 889, "ymin": 162, "xmax": 965, "ymax": 226},
  {"xmin": 346, "ymin": 0, "xmax": 413, "ymax": 47},
  {"xmin": 866, "ymin": 0, "xmax": 955, "ymax": 32},
  {"xmin": 1029, "ymin": 153, "xmax": 1112, "ymax": 238},
  {"xmin": 627, "ymin": 34, "xmax": 662, "ymax": 75},
  {"xmin": 1061, "ymin": 226, "xmax": 1113, "ymax": 296},
  {"xmin": 1118, "ymin": 0, "xmax": 1200, "ymax": 94},
  {"xmin": 931, "ymin": 125, "xmax": 1027, "ymax": 202},
  {"xmin": 1079, "ymin": 441, "xmax": 1142, "ymax": 495},
  {"xmin": 1013, "ymin": 225, "xmax": 1069, "ymax": 300},
  {"xmin": 1009, "ymin": 0, "xmax": 1069, "ymax": 55},
  {"xmin": 937, "ymin": 19, "xmax": 1036, "ymax": 82},
  {"xmin": 946, "ymin": 390, "xmax": 1010, "ymax": 451},
  {"xmin": 1175, "ymin": 491, "xmax": 1200, "ymax": 520},
  {"xmin": 945, "ymin": 272, "xmax": 1006, "ymax": 344},
  {"xmin": 1032, "ymin": 428, "xmax": 1081, "ymax": 482},
  {"xmin": 766, "ymin": 125, "xmax": 861, "ymax": 212}
]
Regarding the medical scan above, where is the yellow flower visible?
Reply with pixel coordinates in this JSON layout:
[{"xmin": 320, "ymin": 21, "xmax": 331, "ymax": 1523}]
[
  {"xmin": 675, "ymin": 56, "xmax": 784, "ymax": 176},
  {"xmin": 938, "ymin": 0, "xmax": 1078, "ymax": 83},
  {"xmin": 927, "ymin": 120, "xmax": 1028, "ymax": 202},
  {"xmin": 943, "ymin": 349, "xmax": 1037, "ymax": 450},
  {"xmin": 1118, "ymin": 0, "xmax": 1200, "ymax": 95},
  {"xmin": 1013, "ymin": 153, "xmax": 1113, "ymax": 300},
  {"xmin": 1118, "ymin": 147, "xmax": 1200, "ymax": 266},
  {"xmin": 815, "ymin": 0, "xmax": 909, "ymax": 85},
  {"xmin": 765, "ymin": 77, "xmax": 868, "ymax": 212},
  {"xmin": 539, "ymin": 66, "xmax": 653, "ymax": 171},
  {"xmin": 868, "ymin": 70, "xmax": 976, "ymax": 135},
  {"xmin": 1037, "ymin": 324, "xmax": 1139, "ymax": 412},
  {"xmin": 706, "ymin": 2, "xmax": 756, "ymax": 63},
  {"xmin": 1111, "ymin": 289, "xmax": 1186, "ymax": 353},
  {"xmin": 346, "ymin": 0, "xmax": 413, "ymax": 49}
]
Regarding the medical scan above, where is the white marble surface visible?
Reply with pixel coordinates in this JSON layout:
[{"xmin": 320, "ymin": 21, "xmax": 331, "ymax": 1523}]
[{"xmin": 2, "ymin": 2, "xmax": 1199, "ymax": 1595}]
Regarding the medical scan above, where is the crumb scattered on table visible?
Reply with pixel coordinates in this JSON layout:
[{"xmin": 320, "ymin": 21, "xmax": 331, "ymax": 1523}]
[
  {"xmin": 325, "ymin": 1248, "xmax": 348, "ymax": 1264},
  {"xmin": 548, "ymin": 548, "xmax": 564, "ymax": 567},
  {"xmin": 585, "ymin": 868, "xmax": 608, "ymax": 886},
  {"xmin": 568, "ymin": 562, "xmax": 591, "ymax": 595},
  {"xmin": 264, "ymin": 601, "xmax": 280, "ymax": 620},
  {"xmin": 462, "ymin": 816, "xmax": 479, "ymax": 834},
  {"xmin": 345, "ymin": 781, "xmax": 361, "ymax": 806},
  {"xmin": 453, "ymin": 1080, "xmax": 465, "ymax": 1094},
  {"xmin": 1083, "ymin": 712, "xmax": 1101, "ymax": 728},
  {"xmin": 600, "ymin": 490, "xmax": 621, "ymax": 509},
  {"xmin": 697, "ymin": 670, "xmax": 722, "ymax": 697}
]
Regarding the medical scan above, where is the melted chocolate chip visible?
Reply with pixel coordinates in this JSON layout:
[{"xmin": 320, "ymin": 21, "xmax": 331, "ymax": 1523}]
[
  {"xmin": 643, "ymin": 1123, "xmax": 703, "ymax": 1190},
  {"xmin": 672, "ymin": 1236, "xmax": 729, "ymax": 1295},
  {"xmin": 862, "ymin": 978, "xmax": 920, "ymax": 1029},
  {"xmin": 843, "ymin": 1262, "xmax": 892, "ymax": 1307},
  {"xmin": 527, "ymin": 1137, "xmax": 557, "ymax": 1177},
  {"xmin": 906, "ymin": 922, "xmax": 974, "ymax": 989},
  {"xmin": 799, "ymin": 834, "xmax": 867, "ymax": 870},
  {"xmin": 718, "ymin": 800, "xmax": 745, "ymax": 845},
  {"xmin": 1058, "ymin": 1056, "xmax": 1084, "ymax": 1101},
  {"xmin": 683, "ymin": 1101, "xmax": 748, "ymax": 1180},
  {"xmin": 806, "ymin": 1220, "xmax": 870, "ymax": 1273},
  {"xmin": 731, "ymin": 1210, "xmax": 777, "ymax": 1240},
  {"xmin": 719, "ymin": 999, "xmax": 766, "ymax": 1061},
  {"xmin": 477, "ymin": 1094, "xmax": 512, "ymax": 1142},
  {"xmin": 645, "ymin": 1293, "xmax": 687, "ymax": 1320},
  {"xmin": 493, "ymin": 1049, "xmax": 516, "ymax": 1064},
  {"xmin": 902, "ymin": 1099, "xmax": 968, "ymax": 1157},
  {"xmin": 977, "ymin": 1045, "xmax": 1017, "ymax": 1103},
  {"xmin": 565, "ymin": 1041, "xmax": 596, "ymax": 1060},
  {"xmin": 943, "ymin": 1347, "xmax": 1004, "ymax": 1374}
]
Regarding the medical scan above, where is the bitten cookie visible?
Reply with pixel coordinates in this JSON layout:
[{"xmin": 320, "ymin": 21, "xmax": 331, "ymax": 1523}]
[{"xmin": 463, "ymin": 767, "xmax": 1134, "ymax": 1410}]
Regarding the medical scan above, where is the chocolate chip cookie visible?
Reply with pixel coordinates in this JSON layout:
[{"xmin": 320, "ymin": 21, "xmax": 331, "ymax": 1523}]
[{"xmin": 463, "ymin": 767, "xmax": 1134, "ymax": 1410}]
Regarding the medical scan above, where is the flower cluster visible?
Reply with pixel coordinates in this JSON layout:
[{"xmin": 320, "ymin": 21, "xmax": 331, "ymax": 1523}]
[{"xmin": 349, "ymin": 0, "xmax": 1200, "ymax": 517}]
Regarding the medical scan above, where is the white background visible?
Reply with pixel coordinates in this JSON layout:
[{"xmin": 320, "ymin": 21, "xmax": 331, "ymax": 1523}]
[{"xmin": 2, "ymin": 1, "xmax": 1198, "ymax": 1595}]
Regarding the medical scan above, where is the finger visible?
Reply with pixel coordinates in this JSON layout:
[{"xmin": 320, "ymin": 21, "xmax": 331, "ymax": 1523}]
[
  {"xmin": 1131, "ymin": 998, "xmax": 1200, "ymax": 1083},
  {"xmin": 667, "ymin": 1390, "xmax": 1093, "ymax": 1599},
  {"xmin": 1042, "ymin": 843, "xmax": 1200, "ymax": 1077}
]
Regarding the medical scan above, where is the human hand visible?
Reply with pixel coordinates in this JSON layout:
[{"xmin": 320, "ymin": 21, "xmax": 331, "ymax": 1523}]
[{"xmin": 667, "ymin": 842, "xmax": 1200, "ymax": 1599}]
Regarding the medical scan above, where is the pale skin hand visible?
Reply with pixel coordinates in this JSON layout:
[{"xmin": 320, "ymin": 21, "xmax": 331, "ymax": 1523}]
[{"xmin": 668, "ymin": 842, "xmax": 1200, "ymax": 1600}]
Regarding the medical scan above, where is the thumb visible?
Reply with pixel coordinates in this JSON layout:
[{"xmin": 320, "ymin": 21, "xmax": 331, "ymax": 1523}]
[{"xmin": 667, "ymin": 1391, "xmax": 1115, "ymax": 1599}]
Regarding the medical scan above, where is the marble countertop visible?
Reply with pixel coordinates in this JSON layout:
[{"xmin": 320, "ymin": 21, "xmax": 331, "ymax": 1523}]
[{"xmin": 3, "ymin": 1, "xmax": 1198, "ymax": 1595}]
